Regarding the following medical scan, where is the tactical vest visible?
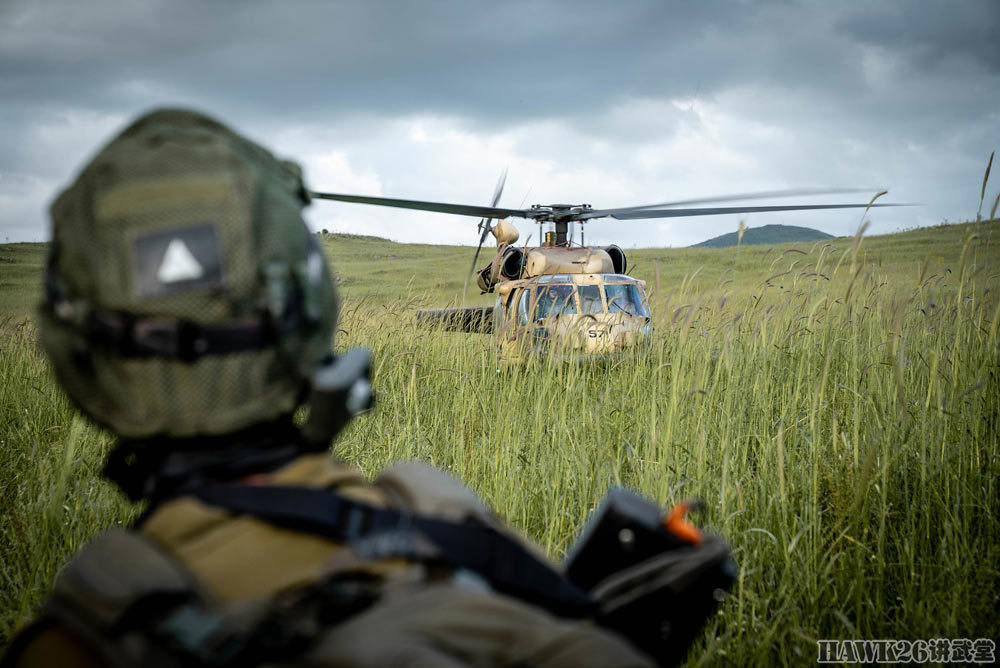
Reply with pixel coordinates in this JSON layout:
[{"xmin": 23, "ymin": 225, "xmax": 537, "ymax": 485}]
[
  {"xmin": 3, "ymin": 459, "xmax": 656, "ymax": 667},
  {"xmin": 3, "ymin": 458, "xmax": 733, "ymax": 668}
]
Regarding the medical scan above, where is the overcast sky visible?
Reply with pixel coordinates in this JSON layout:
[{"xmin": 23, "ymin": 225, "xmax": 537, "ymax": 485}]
[{"xmin": 2, "ymin": 0, "xmax": 998, "ymax": 248}]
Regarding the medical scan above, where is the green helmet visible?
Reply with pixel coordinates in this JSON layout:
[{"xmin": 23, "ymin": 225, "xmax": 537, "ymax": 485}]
[{"xmin": 39, "ymin": 109, "xmax": 338, "ymax": 439}]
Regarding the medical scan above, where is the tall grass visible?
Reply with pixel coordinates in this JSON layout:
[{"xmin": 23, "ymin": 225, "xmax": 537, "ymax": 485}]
[
  {"xmin": 1, "ymin": 222, "xmax": 998, "ymax": 664},
  {"xmin": 0, "ymin": 319, "xmax": 136, "ymax": 641}
]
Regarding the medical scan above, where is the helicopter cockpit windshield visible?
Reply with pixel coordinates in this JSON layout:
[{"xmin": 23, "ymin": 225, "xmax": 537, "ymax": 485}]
[
  {"xmin": 534, "ymin": 284, "xmax": 577, "ymax": 319},
  {"xmin": 604, "ymin": 282, "xmax": 649, "ymax": 317},
  {"xmin": 523, "ymin": 279, "xmax": 649, "ymax": 323}
]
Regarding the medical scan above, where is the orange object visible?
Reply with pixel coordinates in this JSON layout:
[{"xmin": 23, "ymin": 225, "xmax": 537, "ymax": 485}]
[{"xmin": 663, "ymin": 500, "xmax": 703, "ymax": 545}]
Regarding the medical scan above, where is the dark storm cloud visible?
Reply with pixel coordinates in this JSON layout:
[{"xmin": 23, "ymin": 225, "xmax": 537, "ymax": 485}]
[
  {"xmin": 838, "ymin": 3, "xmax": 1000, "ymax": 76},
  {"xmin": 2, "ymin": 1, "xmax": 726, "ymax": 127},
  {"xmin": 6, "ymin": 0, "xmax": 972, "ymax": 126},
  {"xmin": 1, "ymin": 0, "xmax": 997, "ymax": 243}
]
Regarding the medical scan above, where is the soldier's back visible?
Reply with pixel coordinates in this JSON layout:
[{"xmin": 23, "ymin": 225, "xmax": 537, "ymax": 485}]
[{"xmin": 6, "ymin": 455, "xmax": 654, "ymax": 668}]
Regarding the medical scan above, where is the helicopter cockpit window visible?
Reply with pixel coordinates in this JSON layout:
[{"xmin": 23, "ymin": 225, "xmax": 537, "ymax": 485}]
[
  {"xmin": 517, "ymin": 289, "xmax": 530, "ymax": 325},
  {"xmin": 494, "ymin": 296, "xmax": 505, "ymax": 331},
  {"xmin": 604, "ymin": 283, "xmax": 649, "ymax": 317},
  {"xmin": 534, "ymin": 284, "xmax": 577, "ymax": 320},
  {"xmin": 578, "ymin": 284, "xmax": 604, "ymax": 314}
]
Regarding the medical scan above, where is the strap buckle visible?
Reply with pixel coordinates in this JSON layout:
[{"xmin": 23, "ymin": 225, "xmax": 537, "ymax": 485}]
[
  {"xmin": 133, "ymin": 319, "xmax": 208, "ymax": 362},
  {"xmin": 86, "ymin": 312, "xmax": 212, "ymax": 362}
]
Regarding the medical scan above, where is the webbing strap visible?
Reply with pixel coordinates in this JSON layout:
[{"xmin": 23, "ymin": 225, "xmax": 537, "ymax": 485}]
[
  {"xmin": 44, "ymin": 266, "xmax": 278, "ymax": 362},
  {"xmin": 190, "ymin": 484, "xmax": 597, "ymax": 619},
  {"xmin": 84, "ymin": 311, "xmax": 276, "ymax": 361}
]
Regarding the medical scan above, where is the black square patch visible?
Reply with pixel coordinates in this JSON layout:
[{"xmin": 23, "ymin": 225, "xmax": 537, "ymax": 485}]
[{"xmin": 131, "ymin": 224, "xmax": 224, "ymax": 298}]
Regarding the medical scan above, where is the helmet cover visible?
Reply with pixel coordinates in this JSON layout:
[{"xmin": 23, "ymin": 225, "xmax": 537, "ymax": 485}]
[{"xmin": 39, "ymin": 108, "xmax": 338, "ymax": 439}]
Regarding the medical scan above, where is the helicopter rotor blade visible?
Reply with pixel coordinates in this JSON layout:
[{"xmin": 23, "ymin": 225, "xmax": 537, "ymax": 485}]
[
  {"xmin": 466, "ymin": 169, "xmax": 509, "ymax": 296},
  {"xmin": 310, "ymin": 191, "xmax": 528, "ymax": 220},
  {"xmin": 474, "ymin": 168, "xmax": 508, "ymax": 242},
  {"xmin": 468, "ymin": 233, "xmax": 489, "ymax": 285},
  {"xmin": 583, "ymin": 187, "xmax": 884, "ymax": 219},
  {"xmin": 467, "ymin": 225, "xmax": 492, "ymax": 292},
  {"xmin": 489, "ymin": 168, "xmax": 508, "ymax": 208},
  {"xmin": 593, "ymin": 202, "xmax": 913, "ymax": 221}
]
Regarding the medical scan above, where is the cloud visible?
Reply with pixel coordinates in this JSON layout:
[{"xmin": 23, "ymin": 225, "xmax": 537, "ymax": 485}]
[{"xmin": 0, "ymin": 0, "xmax": 996, "ymax": 245}]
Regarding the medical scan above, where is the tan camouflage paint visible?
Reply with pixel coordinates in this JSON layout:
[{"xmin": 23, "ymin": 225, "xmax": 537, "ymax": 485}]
[{"xmin": 495, "ymin": 271, "xmax": 652, "ymax": 358}]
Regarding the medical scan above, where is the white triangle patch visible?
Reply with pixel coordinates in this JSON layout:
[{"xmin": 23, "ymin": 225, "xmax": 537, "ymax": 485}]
[{"xmin": 157, "ymin": 239, "xmax": 204, "ymax": 283}]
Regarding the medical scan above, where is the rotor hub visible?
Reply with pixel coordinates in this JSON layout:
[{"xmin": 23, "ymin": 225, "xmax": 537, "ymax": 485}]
[{"xmin": 529, "ymin": 204, "xmax": 593, "ymax": 223}]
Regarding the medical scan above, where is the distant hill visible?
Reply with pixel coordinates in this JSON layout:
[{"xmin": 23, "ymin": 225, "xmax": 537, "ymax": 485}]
[
  {"xmin": 319, "ymin": 231, "xmax": 395, "ymax": 243},
  {"xmin": 691, "ymin": 224, "xmax": 834, "ymax": 248}
]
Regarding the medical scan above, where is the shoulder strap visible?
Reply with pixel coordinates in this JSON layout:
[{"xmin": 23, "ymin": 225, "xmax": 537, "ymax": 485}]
[{"xmin": 188, "ymin": 484, "xmax": 596, "ymax": 619}]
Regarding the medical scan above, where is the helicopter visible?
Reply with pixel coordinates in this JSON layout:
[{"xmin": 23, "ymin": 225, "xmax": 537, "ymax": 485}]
[{"xmin": 311, "ymin": 176, "xmax": 902, "ymax": 357}]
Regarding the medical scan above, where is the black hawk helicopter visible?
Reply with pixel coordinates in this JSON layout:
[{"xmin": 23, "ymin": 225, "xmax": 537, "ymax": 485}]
[{"xmin": 312, "ymin": 177, "xmax": 902, "ymax": 356}]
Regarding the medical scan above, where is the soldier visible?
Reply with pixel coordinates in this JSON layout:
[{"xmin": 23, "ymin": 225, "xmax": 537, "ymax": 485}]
[{"xmin": 2, "ymin": 109, "xmax": 732, "ymax": 668}]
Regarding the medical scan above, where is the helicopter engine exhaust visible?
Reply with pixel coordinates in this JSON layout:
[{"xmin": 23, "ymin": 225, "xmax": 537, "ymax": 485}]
[
  {"xmin": 500, "ymin": 247, "xmax": 525, "ymax": 280},
  {"xmin": 476, "ymin": 246, "xmax": 526, "ymax": 293},
  {"xmin": 602, "ymin": 245, "xmax": 627, "ymax": 275}
]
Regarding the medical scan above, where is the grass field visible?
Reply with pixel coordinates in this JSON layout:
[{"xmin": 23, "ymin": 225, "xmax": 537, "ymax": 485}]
[{"xmin": 1, "ymin": 219, "xmax": 998, "ymax": 665}]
